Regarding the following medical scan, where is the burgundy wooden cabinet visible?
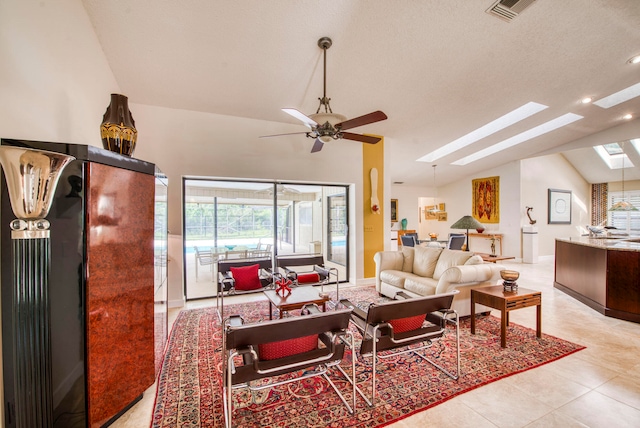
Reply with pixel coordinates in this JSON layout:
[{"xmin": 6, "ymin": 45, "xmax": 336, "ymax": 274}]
[{"xmin": 1, "ymin": 139, "xmax": 164, "ymax": 427}]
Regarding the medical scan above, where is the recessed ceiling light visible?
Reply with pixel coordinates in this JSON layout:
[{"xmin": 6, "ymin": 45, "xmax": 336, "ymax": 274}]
[
  {"xmin": 593, "ymin": 82, "xmax": 640, "ymax": 108},
  {"xmin": 581, "ymin": 97, "xmax": 592, "ymax": 104},
  {"xmin": 451, "ymin": 113, "xmax": 583, "ymax": 165},
  {"xmin": 624, "ymin": 113, "xmax": 633, "ymax": 120},
  {"xmin": 416, "ymin": 102, "xmax": 547, "ymax": 163},
  {"xmin": 628, "ymin": 54, "xmax": 640, "ymax": 64}
]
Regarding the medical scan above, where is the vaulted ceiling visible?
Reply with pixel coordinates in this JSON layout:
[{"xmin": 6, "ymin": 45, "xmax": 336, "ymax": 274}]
[{"xmin": 81, "ymin": 0, "xmax": 640, "ymax": 186}]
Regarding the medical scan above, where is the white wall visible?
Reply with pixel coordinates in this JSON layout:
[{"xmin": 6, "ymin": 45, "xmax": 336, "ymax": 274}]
[
  {"xmin": 402, "ymin": 161, "xmax": 523, "ymax": 256},
  {"xmin": 521, "ymin": 153, "xmax": 591, "ymax": 255},
  {"xmin": 388, "ymin": 184, "xmax": 428, "ymax": 246}
]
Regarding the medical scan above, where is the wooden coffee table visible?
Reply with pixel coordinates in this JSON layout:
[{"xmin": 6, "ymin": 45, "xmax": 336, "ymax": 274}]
[
  {"xmin": 470, "ymin": 285, "xmax": 542, "ymax": 348},
  {"xmin": 264, "ymin": 287, "xmax": 330, "ymax": 319}
]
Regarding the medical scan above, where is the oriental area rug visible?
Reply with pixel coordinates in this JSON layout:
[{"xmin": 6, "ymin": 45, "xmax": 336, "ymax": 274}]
[{"xmin": 151, "ymin": 287, "xmax": 585, "ymax": 427}]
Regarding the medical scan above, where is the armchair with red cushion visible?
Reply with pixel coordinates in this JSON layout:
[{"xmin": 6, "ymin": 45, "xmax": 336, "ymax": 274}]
[
  {"xmin": 275, "ymin": 254, "xmax": 340, "ymax": 300},
  {"xmin": 221, "ymin": 306, "xmax": 356, "ymax": 428},
  {"xmin": 216, "ymin": 258, "xmax": 275, "ymax": 321},
  {"xmin": 339, "ymin": 291, "xmax": 460, "ymax": 406},
  {"xmin": 217, "ymin": 258, "xmax": 274, "ymax": 294}
]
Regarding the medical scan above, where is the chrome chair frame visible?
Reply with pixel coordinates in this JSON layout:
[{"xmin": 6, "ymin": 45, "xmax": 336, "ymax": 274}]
[
  {"xmin": 222, "ymin": 306, "xmax": 356, "ymax": 428},
  {"xmin": 341, "ymin": 291, "xmax": 460, "ymax": 407}
]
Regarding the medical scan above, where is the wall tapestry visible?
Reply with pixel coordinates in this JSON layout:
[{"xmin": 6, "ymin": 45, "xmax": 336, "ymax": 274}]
[{"xmin": 472, "ymin": 176, "xmax": 499, "ymax": 223}]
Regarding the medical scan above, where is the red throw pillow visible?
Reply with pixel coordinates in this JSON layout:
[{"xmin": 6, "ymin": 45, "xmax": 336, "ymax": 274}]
[
  {"xmin": 297, "ymin": 272, "xmax": 320, "ymax": 284},
  {"xmin": 258, "ymin": 335, "xmax": 319, "ymax": 360},
  {"xmin": 230, "ymin": 264, "xmax": 262, "ymax": 291},
  {"xmin": 388, "ymin": 314, "xmax": 425, "ymax": 333}
]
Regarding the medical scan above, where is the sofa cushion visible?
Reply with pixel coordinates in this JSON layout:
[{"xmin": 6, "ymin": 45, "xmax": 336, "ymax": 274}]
[
  {"xmin": 404, "ymin": 276, "xmax": 438, "ymax": 296},
  {"xmin": 379, "ymin": 270, "xmax": 416, "ymax": 289},
  {"xmin": 401, "ymin": 246, "xmax": 415, "ymax": 272},
  {"xmin": 412, "ymin": 246, "xmax": 442, "ymax": 277},
  {"xmin": 465, "ymin": 255, "xmax": 484, "ymax": 265},
  {"xmin": 433, "ymin": 249, "xmax": 473, "ymax": 280}
]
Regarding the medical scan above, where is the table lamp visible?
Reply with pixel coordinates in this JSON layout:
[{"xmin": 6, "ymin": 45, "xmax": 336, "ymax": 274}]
[{"xmin": 450, "ymin": 215, "xmax": 484, "ymax": 251}]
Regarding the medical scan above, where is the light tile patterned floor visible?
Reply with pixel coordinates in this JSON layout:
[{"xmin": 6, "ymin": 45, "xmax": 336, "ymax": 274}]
[{"xmin": 112, "ymin": 257, "xmax": 640, "ymax": 428}]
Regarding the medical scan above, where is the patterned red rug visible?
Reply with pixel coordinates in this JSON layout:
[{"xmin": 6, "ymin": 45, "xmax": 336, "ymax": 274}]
[{"xmin": 151, "ymin": 287, "xmax": 585, "ymax": 427}]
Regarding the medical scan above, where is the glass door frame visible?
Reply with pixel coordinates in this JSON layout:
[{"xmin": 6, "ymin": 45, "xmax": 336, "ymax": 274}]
[{"xmin": 182, "ymin": 177, "xmax": 350, "ymax": 301}]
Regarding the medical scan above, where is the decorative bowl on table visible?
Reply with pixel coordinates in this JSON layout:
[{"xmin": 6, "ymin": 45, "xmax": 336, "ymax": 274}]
[{"xmin": 500, "ymin": 270, "xmax": 519, "ymax": 292}]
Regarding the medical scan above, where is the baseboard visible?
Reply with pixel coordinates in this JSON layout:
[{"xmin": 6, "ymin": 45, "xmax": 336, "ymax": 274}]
[
  {"xmin": 168, "ymin": 297, "xmax": 185, "ymax": 309},
  {"xmin": 356, "ymin": 278, "xmax": 376, "ymax": 287}
]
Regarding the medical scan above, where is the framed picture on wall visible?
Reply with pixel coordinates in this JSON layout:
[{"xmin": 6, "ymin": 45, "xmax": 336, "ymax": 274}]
[
  {"xmin": 391, "ymin": 199, "xmax": 398, "ymax": 222},
  {"xmin": 548, "ymin": 188, "xmax": 572, "ymax": 224}
]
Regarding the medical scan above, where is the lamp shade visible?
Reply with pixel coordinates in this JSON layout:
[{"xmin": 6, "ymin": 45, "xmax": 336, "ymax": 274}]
[
  {"xmin": 451, "ymin": 215, "xmax": 484, "ymax": 230},
  {"xmin": 609, "ymin": 200, "xmax": 638, "ymax": 211}
]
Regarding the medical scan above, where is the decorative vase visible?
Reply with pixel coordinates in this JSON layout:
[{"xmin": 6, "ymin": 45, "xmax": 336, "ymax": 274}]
[
  {"xmin": 100, "ymin": 93, "xmax": 138, "ymax": 157},
  {"xmin": 401, "ymin": 218, "xmax": 408, "ymax": 230}
]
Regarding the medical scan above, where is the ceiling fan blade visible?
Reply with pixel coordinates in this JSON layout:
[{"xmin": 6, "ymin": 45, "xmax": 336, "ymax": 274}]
[
  {"xmin": 259, "ymin": 131, "xmax": 310, "ymax": 138},
  {"xmin": 335, "ymin": 111, "xmax": 387, "ymax": 131},
  {"xmin": 340, "ymin": 132, "xmax": 381, "ymax": 145},
  {"xmin": 311, "ymin": 138, "xmax": 324, "ymax": 153},
  {"xmin": 282, "ymin": 108, "xmax": 318, "ymax": 129}
]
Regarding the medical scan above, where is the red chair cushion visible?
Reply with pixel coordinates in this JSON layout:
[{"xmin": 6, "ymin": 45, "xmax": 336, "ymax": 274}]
[
  {"xmin": 388, "ymin": 314, "xmax": 425, "ymax": 333},
  {"xmin": 297, "ymin": 272, "xmax": 320, "ymax": 284},
  {"xmin": 230, "ymin": 264, "xmax": 262, "ymax": 291},
  {"xmin": 258, "ymin": 335, "xmax": 319, "ymax": 360}
]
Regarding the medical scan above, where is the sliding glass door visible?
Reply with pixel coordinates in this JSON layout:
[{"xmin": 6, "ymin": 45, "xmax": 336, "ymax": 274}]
[{"xmin": 183, "ymin": 179, "xmax": 349, "ymax": 300}]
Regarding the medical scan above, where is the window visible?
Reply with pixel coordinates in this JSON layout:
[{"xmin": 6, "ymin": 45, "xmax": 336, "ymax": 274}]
[{"xmin": 608, "ymin": 190, "xmax": 640, "ymax": 232}]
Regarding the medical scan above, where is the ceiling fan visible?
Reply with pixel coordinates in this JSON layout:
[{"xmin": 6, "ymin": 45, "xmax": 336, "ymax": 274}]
[{"xmin": 261, "ymin": 37, "xmax": 388, "ymax": 153}]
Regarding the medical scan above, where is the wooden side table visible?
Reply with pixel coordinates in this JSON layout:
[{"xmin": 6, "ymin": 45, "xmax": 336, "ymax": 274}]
[{"xmin": 470, "ymin": 286, "xmax": 542, "ymax": 348}]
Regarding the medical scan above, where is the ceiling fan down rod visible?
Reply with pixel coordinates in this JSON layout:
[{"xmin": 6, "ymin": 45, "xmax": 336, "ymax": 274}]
[{"xmin": 317, "ymin": 37, "xmax": 333, "ymax": 114}]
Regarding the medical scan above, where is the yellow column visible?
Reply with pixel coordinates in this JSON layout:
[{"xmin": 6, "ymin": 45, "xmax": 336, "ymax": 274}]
[{"xmin": 362, "ymin": 136, "xmax": 384, "ymax": 278}]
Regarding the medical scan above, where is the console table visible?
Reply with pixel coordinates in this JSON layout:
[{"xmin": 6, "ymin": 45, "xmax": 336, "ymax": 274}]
[{"xmin": 468, "ymin": 233, "xmax": 503, "ymax": 255}]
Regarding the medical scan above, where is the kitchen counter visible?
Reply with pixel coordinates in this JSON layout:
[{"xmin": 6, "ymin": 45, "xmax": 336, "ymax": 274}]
[
  {"xmin": 555, "ymin": 237, "xmax": 640, "ymax": 323},
  {"xmin": 556, "ymin": 236, "xmax": 640, "ymax": 251}
]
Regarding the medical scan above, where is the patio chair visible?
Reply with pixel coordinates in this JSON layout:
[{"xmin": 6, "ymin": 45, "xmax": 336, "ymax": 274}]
[
  {"xmin": 340, "ymin": 291, "xmax": 460, "ymax": 406},
  {"xmin": 194, "ymin": 246, "xmax": 214, "ymax": 280},
  {"xmin": 222, "ymin": 306, "xmax": 356, "ymax": 428}
]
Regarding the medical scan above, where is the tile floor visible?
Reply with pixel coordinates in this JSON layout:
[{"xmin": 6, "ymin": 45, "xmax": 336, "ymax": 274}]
[{"xmin": 112, "ymin": 257, "xmax": 640, "ymax": 427}]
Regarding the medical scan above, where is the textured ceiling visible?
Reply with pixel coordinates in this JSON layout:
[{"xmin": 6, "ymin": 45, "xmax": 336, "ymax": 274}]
[{"xmin": 81, "ymin": 0, "xmax": 640, "ymax": 186}]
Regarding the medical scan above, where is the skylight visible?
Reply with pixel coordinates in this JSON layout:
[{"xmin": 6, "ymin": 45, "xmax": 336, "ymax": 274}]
[
  {"xmin": 416, "ymin": 102, "xmax": 548, "ymax": 163},
  {"xmin": 451, "ymin": 113, "xmax": 583, "ymax": 165},
  {"xmin": 594, "ymin": 144, "xmax": 635, "ymax": 169},
  {"xmin": 602, "ymin": 142, "xmax": 623, "ymax": 155},
  {"xmin": 593, "ymin": 82, "xmax": 640, "ymax": 109}
]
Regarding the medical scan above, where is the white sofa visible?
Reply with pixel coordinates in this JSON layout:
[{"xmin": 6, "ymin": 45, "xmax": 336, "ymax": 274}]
[{"xmin": 374, "ymin": 246, "xmax": 505, "ymax": 317}]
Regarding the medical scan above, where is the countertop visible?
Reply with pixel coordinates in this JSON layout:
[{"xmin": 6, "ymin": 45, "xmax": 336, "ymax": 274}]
[{"xmin": 556, "ymin": 236, "xmax": 640, "ymax": 252}]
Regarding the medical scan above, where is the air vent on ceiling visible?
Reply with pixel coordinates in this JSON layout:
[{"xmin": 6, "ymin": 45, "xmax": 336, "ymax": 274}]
[{"xmin": 486, "ymin": 0, "xmax": 537, "ymax": 22}]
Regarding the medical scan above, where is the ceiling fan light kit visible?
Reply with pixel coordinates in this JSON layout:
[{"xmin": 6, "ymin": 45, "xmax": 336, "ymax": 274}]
[{"xmin": 264, "ymin": 37, "xmax": 387, "ymax": 152}]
